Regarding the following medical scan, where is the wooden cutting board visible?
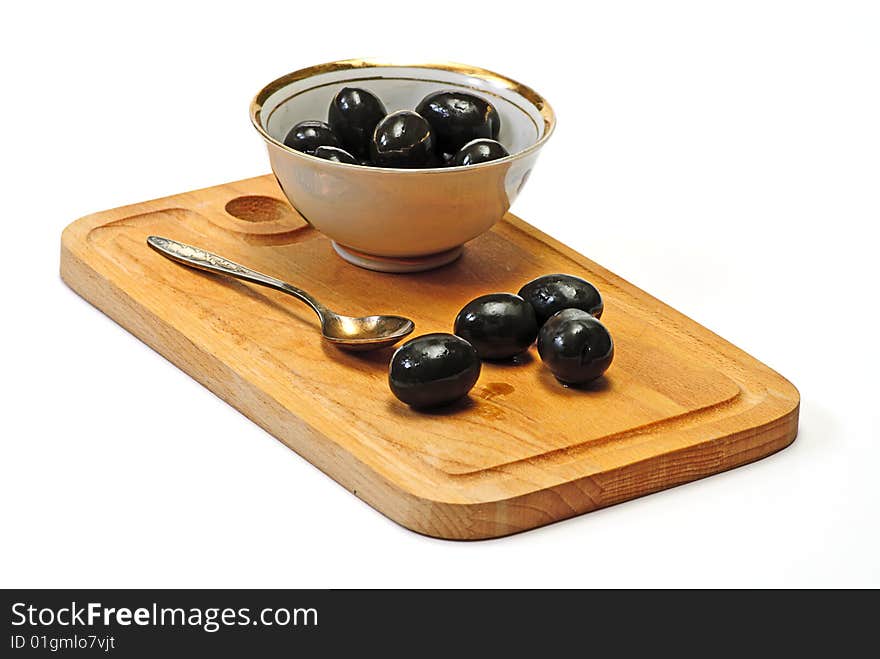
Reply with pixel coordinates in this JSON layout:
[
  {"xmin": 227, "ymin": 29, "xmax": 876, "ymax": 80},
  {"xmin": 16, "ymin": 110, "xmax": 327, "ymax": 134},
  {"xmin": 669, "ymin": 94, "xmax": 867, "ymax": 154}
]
[{"xmin": 60, "ymin": 175, "xmax": 799, "ymax": 539}]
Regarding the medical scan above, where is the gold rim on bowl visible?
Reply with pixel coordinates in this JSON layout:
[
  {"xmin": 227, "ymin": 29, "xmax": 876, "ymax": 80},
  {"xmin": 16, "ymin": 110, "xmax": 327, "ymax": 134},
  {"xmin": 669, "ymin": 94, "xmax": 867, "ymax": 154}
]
[{"xmin": 249, "ymin": 58, "xmax": 556, "ymax": 173}]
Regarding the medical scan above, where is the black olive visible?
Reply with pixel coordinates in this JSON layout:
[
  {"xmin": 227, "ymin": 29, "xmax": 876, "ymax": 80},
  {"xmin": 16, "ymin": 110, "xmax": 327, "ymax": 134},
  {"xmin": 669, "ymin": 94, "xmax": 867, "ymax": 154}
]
[
  {"xmin": 415, "ymin": 91, "xmax": 501, "ymax": 155},
  {"xmin": 370, "ymin": 111, "xmax": 435, "ymax": 169},
  {"xmin": 518, "ymin": 274, "xmax": 604, "ymax": 326},
  {"xmin": 283, "ymin": 120, "xmax": 340, "ymax": 154},
  {"xmin": 313, "ymin": 145, "xmax": 358, "ymax": 164},
  {"xmin": 426, "ymin": 151, "xmax": 447, "ymax": 168},
  {"xmin": 389, "ymin": 333, "xmax": 481, "ymax": 408},
  {"xmin": 487, "ymin": 104, "xmax": 501, "ymax": 139},
  {"xmin": 453, "ymin": 293, "xmax": 538, "ymax": 360},
  {"xmin": 537, "ymin": 309, "xmax": 614, "ymax": 384},
  {"xmin": 450, "ymin": 138, "xmax": 509, "ymax": 166},
  {"xmin": 328, "ymin": 87, "xmax": 387, "ymax": 159}
]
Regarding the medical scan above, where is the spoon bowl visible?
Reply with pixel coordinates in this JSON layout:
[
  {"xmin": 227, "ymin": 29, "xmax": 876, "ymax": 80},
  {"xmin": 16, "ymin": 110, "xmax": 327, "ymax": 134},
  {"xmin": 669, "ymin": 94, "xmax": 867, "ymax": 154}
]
[
  {"xmin": 322, "ymin": 314, "xmax": 414, "ymax": 351},
  {"xmin": 147, "ymin": 236, "xmax": 415, "ymax": 351}
]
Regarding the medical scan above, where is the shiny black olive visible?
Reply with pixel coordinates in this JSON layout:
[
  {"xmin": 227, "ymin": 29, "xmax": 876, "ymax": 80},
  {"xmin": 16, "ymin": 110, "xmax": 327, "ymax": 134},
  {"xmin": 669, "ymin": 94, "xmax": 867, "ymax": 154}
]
[
  {"xmin": 537, "ymin": 309, "xmax": 614, "ymax": 384},
  {"xmin": 426, "ymin": 151, "xmax": 447, "ymax": 168},
  {"xmin": 518, "ymin": 274, "xmax": 604, "ymax": 326},
  {"xmin": 450, "ymin": 138, "xmax": 509, "ymax": 166},
  {"xmin": 313, "ymin": 145, "xmax": 358, "ymax": 164},
  {"xmin": 487, "ymin": 104, "xmax": 501, "ymax": 139},
  {"xmin": 453, "ymin": 293, "xmax": 538, "ymax": 360},
  {"xmin": 328, "ymin": 87, "xmax": 387, "ymax": 159},
  {"xmin": 415, "ymin": 91, "xmax": 501, "ymax": 155},
  {"xmin": 371, "ymin": 111, "xmax": 435, "ymax": 169},
  {"xmin": 283, "ymin": 120, "xmax": 340, "ymax": 154},
  {"xmin": 389, "ymin": 333, "xmax": 481, "ymax": 408}
]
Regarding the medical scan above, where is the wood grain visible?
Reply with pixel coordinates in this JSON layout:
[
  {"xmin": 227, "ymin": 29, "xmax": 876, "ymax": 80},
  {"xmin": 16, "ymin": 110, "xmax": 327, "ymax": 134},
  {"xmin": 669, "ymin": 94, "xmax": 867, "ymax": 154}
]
[{"xmin": 60, "ymin": 175, "xmax": 799, "ymax": 539}]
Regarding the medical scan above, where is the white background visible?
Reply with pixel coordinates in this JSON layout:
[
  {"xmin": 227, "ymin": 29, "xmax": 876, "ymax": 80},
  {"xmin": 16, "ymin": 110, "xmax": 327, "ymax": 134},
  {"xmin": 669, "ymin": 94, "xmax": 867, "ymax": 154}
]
[{"xmin": 2, "ymin": 1, "xmax": 878, "ymax": 588}]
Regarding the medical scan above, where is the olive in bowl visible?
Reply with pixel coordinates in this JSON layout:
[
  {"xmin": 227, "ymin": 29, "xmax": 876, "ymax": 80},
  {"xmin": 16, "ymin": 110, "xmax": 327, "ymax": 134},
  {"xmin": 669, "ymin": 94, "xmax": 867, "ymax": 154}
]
[
  {"xmin": 416, "ymin": 91, "xmax": 501, "ymax": 155},
  {"xmin": 282, "ymin": 120, "xmax": 340, "ymax": 154},
  {"xmin": 313, "ymin": 145, "xmax": 358, "ymax": 164},
  {"xmin": 389, "ymin": 333, "xmax": 481, "ymax": 408},
  {"xmin": 451, "ymin": 139, "xmax": 509, "ymax": 167},
  {"xmin": 537, "ymin": 309, "xmax": 614, "ymax": 384},
  {"xmin": 371, "ymin": 111, "xmax": 435, "ymax": 169},
  {"xmin": 518, "ymin": 274, "xmax": 604, "ymax": 326},
  {"xmin": 328, "ymin": 87, "xmax": 387, "ymax": 159},
  {"xmin": 453, "ymin": 293, "xmax": 537, "ymax": 360}
]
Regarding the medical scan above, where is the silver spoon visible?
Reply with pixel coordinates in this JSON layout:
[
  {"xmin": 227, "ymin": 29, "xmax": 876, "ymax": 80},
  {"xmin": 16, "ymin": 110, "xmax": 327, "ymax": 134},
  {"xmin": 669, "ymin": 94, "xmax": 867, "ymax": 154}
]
[{"xmin": 147, "ymin": 236, "xmax": 414, "ymax": 351}]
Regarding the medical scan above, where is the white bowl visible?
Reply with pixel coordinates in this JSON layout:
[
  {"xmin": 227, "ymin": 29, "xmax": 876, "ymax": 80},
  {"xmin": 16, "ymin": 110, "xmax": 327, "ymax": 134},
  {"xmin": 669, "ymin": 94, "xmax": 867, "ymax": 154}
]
[{"xmin": 251, "ymin": 59, "xmax": 555, "ymax": 272}]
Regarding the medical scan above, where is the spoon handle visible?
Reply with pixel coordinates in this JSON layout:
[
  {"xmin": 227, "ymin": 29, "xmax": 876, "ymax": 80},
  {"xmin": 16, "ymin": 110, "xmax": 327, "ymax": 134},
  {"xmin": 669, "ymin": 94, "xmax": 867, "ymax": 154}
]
[{"xmin": 147, "ymin": 236, "xmax": 327, "ymax": 320}]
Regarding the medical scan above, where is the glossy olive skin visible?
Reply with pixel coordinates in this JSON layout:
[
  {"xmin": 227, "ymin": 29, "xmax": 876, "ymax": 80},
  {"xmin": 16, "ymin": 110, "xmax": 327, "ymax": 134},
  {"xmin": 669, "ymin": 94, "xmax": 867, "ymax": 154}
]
[
  {"xmin": 537, "ymin": 309, "xmax": 614, "ymax": 384},
  {"xmin": 370, "ymin": 111, "xmax": 435, "ymax": 169},
  {"xmin": 389, "ymin": 333, "xmax": 481, "ymax": 408},
  {"xmin": 451, "ymin": 138, "xmax": 509, "ymax": 166},
  {"xmin": 415, "ymin": 91, "xmax": 501, "ymax": 155},
  {"xmin": 453, "ymin": 293, "xmax": 538, "ymax": 360},
  {"xmin": 313, "ymin": 145, "xmax": 358, "ymax": 164},
  {"xmin": 283, "ymin": 120, "xmax": 340, "ymax": 154},
  {"xmin": 518, "ymin": 274, "xmax": 604, "ymax": 326},
  {"xmin": 328, "ymin": 87, "xmax": 387, "ymax": 159}
]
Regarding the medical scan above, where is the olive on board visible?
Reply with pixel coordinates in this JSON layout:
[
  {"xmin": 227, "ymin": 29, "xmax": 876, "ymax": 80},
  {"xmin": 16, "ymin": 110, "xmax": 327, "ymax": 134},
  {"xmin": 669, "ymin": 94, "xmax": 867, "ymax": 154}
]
[
  {"xmin": 389, "ymin": 333, "xmax": 481, "ymax": 408},
  {"xmin": 537, "ymin": 309, "xmax": 614, "ymax": 384},
  {"xmin": 518, "ymin": 274, "xmax": 604, "ymax": 326},
  {"xmin": 313, "ymin": 145, "xmax": 358, "ymax": 164},
  {"xmin": 415, "ymin": 91, "xmax": 501, "ymax": 155},
  {"xmin": 450, "ymin": 138, "xmax": 509, "ymax": 166},
  {"xmin": 370, "ymin": 111, "xmax": 435, "ymax": 169},
  {"xmin": 453, "ymin": 293, "xmax": 538, "ymax": 360},
  {"xmin": 283, "ymin": 120, "xmax": 340, "ymax": 154},
  {"xmin": 328, "ymin": 87, "xmax": 387, "ymax": 159}
]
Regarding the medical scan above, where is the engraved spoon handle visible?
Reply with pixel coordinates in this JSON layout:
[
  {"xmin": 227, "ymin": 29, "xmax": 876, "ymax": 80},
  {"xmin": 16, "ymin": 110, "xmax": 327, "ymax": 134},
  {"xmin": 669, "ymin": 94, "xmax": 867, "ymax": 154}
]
[{"xmin": 147, "ymin": 236, "xmax": 328, "ymax": 320}]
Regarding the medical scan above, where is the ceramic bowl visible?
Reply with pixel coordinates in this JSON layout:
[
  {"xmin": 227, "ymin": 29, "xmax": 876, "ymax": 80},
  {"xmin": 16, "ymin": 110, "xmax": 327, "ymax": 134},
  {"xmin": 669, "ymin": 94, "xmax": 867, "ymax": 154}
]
[{"xmin": 250, "ymin": 59, "xmax": 555, "ymax": 272}]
